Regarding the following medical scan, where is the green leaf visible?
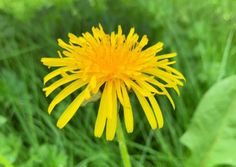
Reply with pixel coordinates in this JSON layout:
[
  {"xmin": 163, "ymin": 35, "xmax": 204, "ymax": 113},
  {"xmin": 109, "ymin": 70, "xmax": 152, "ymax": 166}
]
[{"xmin": 180, "ymin": 75, "xmax": 236, "ymax": 167}]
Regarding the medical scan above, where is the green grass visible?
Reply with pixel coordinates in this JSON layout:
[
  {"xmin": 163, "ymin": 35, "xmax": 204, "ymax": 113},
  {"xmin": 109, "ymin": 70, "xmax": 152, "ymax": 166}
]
[{"xmin": 0, "ymin": 0, "xmax": 235, "ymax": 166}]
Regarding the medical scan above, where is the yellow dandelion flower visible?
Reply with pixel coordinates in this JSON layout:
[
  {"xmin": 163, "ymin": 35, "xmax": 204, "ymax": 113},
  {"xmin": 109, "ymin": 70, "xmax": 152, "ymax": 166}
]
[{"xmin": 41, "ymin": 24, "xmax": 185, "ymax": 141}]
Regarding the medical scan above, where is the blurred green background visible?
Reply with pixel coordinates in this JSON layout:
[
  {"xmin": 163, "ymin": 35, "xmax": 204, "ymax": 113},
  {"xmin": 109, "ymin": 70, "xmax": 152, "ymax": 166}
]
[{"xmin": 0, "ymin": 0, "xmax": 236, "ymax": 167}]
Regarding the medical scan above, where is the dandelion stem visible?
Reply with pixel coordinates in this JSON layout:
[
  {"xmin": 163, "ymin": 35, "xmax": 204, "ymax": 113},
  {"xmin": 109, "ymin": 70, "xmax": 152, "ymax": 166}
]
[{"xmin": 117, "ymin": 116, "xmax": 132, "ymax": 167}]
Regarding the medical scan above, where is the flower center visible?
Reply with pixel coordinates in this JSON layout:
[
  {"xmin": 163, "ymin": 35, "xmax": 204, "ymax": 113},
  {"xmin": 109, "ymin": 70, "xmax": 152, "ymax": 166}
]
[{"xmin": 84, "ymin": 50, "xmax": 138, "ymax": 80}]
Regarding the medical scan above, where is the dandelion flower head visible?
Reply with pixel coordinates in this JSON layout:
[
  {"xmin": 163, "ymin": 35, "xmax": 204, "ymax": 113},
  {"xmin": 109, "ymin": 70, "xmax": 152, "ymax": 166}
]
[{"xmin": 41, "ymin": 24, "xmax": 185, "ymax": 141}]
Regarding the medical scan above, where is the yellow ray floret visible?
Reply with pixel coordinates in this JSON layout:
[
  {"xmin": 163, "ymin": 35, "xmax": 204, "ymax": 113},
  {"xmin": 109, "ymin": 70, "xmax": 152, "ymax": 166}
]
[{"xmin": 41, "ymin": 24, "xmax": 185, "ymax": 141}]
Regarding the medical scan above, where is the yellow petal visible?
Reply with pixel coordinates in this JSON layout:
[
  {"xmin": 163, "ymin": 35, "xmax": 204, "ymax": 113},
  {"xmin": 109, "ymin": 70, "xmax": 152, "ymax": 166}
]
[
  {"xmin": 142, "ymin": 42, "xmax": 163, "ymax": 56},
  {"xmin": 82, "ymin": 76, "xmax": 97, "ymax": 100},
  {"xmin": 161, "ymin": 87, "xmax": 176, "ymax": 109},
  {"xmin": 43, "ymin": 67, "xmax": 74, "ymax": 84},
  {"xmin": 56, "ymin": 89, "xmax": 86, "ymax": 128},
  {"xmin": 43, "ymin": 74, "xmax": 79, "ymax": 97},
  {"xmin": 48, "ymin": 79, "xmax": 87, "ymax": 114},
  {"xmin": 156, "ymin": 53, "xmax": 177, "ymax": 60},
  {"xmin": 121, "ymin": 82, "xmax": 134, "ymax": 133},
  {"xmin": 92, "ymin": 80, "xmax": 105, "ymax": 94},
  {"xmin": 127, "ymin": 27, "xmax": 135, "ymax": 41},
  {"xmin": 133, "ymin": 88, "xmax": 157, "ymax": 129},
  {"xmin": 146, "ymin": 76, "xmax": 176, "ymax": 96},
  {"xmin": 136, "ymin": 80, "xmax": 159, "ymax": 94},
  {"xmin": 162, "ymin": 65, "xmax": 186, "ymax": 81},
  {"xmin": 68, "ymin": 33, "xmax": 86, "ymax": 46},
  {"xmin": 116, "ymin": 26, "xmax": 125, "ymax": 47},
  {"xmin": 92, "ymin": 27, "xmax": 100, "ymax": 41},
  {"xmin": 122, "ymin": 76, "xmax": 131, "ymax": 90},
  {"xmin": 146, "ymin": 76, "xmax": 170, "ymax": 89},
  {"xmin": 134, "ymin": 35, "xmax": 148, "ymax": 52},
  {"xmin": 84, "ymin": 88, "xmax": 91, "ymax": 100},
  {"xmin": 83, "ymin": 32, "xmax": 98, "ymax": 49},
  {"xmin": 115, "ymin": 80, "xmax": 124, "ymax": 105},
  {"xmin": 106, "ymin": 82, "xmax": 118, "ymax": 141},
  {"xmin": 118, "ymin": 25, "xmax": 122, "ymax": 36},
  {"xmin": 89, "ymin": 76, "xmax": 97, "ymax": 90},
  {"xmin": 172, "ymin": 85, "xmax": 180, "ymax": 96},
  {"xmin": 145, "ymin": 81, "xmax": 175, "ymax": 109},
  {"xmin": 156, "ymin": 60, "xmax": 176, "ymax": 66},
  {"xmin": 81, "ymin": 90, "xmax": 101, "ymax": 106},
  {"xmin": 110, "ymin": 31, "xmax": 116, "ymax": 48},
  {"xmin": 41, "ymin": 58, "xmax": 74, "ymax": 67},
  {"xmin": 58, "ymin": 39, "xmax": 73, "ymax": 52},
  {"xmin": 98, "ymin": 23, "xmax": 104, "ymax": 32},
  {"xmin": 158, "ymin": 69, "xmax": 183, "ymax": 86},
  {"xmin": 148, "ymin": 96, "xmax": 164, "ymax": 128},
  {"xmin": 106, "ymin": 81, "xmax": 113, "ymax": 119},
  {"xmin": 144, "ymin": 68, "xmax": 182, "ymax": 86},
  {"xmin": 94, "ymin": 82, "xmax": 109, "ymax": 138},
  {"xmin": 130, "ymin": 80, "xmax": 151, "ymax": 97}
]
